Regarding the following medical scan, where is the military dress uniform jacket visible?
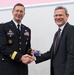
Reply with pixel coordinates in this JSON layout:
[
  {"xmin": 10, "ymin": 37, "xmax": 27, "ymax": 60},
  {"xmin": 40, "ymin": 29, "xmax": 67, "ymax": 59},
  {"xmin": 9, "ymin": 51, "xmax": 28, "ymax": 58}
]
[
  {"xmin": 35, "ymin": 23, "xmax": 74, "ymax": 75},
  {"xmin": 0, "ymin": 20, "xmax": 31, "ymax": 75}
]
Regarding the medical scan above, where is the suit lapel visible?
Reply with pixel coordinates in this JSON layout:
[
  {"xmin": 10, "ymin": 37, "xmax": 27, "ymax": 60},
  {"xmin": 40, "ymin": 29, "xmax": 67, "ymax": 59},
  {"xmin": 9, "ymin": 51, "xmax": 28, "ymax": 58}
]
[
  {"xmin": 9, "ymin": 22, "xmax": 28, "ymax": 36},
  {"xmin": 54, "ymin": 23, "xmax": 69, "ymax": 56},
  {"xmin": 9, "ymin": 21, "xmax": 19, "ymax": 35}
]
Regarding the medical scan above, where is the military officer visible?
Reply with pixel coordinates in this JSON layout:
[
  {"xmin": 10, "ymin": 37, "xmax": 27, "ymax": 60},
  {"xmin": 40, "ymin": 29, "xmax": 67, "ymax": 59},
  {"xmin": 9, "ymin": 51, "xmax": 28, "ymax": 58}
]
[{"xmin": 0, "ymin": 3, "xmax": 34, "ymax": 75}]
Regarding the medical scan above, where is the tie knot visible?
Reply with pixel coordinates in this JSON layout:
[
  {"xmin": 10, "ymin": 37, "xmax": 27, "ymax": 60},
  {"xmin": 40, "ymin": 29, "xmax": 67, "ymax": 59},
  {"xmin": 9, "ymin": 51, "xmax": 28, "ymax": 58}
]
[
  {"xmin": 17, "ymin": 24, "xmax": 21, "ymax": 31},
  {"xmin": 57, "ymin": 28, "xmax": 61, "ymax": 37},
  {"xmin": 17, "ymin": 24, "xmax": 20, "ymax": 27},
  {"xmin": 58, "ymin": 28, "xmax": 61, "ymax": 33}
]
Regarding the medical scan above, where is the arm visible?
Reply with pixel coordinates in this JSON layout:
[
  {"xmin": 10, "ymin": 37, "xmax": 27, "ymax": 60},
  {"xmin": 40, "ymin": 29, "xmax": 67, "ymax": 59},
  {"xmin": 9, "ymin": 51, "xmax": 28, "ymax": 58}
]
[
  {"xmin": 35, "ymin": 50, "xmax": 51, "ymax": 63},
  {"xmin": 25, "ymin": 28, "xmax": 32, "ymax": 55},
  {"xmin": 35, "ymin": 44, "xmax": 54, "ymax": 63}
]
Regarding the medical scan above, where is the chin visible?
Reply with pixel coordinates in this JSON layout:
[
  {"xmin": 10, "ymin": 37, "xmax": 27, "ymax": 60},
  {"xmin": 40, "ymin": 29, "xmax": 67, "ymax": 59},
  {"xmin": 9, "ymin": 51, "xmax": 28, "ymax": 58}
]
[{"xmin": 58, "ymin": 24, "xmax": 63, "ymax": 27}]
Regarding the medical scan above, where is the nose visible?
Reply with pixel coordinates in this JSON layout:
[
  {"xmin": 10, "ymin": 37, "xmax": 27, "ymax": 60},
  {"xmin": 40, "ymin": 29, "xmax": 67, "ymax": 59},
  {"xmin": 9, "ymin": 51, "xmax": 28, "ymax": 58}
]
[
  {"xmin": 17, "ymin": 11, "xmax": 21, "ymax": 14},
  {"xmin": 56, "ymin": 15, "xmax": 61, "ymax": 18}
]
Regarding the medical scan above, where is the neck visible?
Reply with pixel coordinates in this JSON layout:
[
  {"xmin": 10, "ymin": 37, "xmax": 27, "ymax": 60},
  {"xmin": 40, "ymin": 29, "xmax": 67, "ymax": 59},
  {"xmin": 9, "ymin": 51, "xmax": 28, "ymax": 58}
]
[{"xmin": 14, "ymin": 19, "xmax": 21, "ymax": 23}]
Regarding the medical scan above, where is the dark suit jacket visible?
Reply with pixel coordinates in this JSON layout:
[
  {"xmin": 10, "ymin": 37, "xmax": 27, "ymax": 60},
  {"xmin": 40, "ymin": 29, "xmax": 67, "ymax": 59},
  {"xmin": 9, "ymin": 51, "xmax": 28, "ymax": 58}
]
[
  {"xmin": 36, "ymin": 22, "xmax": 74, "ymax": 75},
  {"xmin": 0, "ymin": 20, "xmax": 31, "ymax": 75}
]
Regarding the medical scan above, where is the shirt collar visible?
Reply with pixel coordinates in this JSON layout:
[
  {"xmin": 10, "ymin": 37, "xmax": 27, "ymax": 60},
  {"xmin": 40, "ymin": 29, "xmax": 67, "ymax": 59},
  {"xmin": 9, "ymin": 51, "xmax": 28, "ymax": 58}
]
[
  {"xmin": 59, "ymin": 22, "xmax": 67, "ymax": 32},
  {"xmin": 12, "ymin": 19, "xmax": 21, "ymax": 27}
]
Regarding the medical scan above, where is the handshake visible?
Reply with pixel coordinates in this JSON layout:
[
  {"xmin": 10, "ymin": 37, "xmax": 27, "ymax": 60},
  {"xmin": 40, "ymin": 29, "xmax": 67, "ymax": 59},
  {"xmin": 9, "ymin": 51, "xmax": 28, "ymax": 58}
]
[{"xmin": 20, "ymin": 49, "xmax": 41, "ymax": 64}]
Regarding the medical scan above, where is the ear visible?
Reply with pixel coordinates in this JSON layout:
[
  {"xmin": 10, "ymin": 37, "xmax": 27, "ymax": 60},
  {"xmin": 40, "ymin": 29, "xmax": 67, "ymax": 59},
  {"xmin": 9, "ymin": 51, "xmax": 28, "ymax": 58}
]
[{"xmin": 67, "ymin": 14, "xmax": 69, "ymax": 17}]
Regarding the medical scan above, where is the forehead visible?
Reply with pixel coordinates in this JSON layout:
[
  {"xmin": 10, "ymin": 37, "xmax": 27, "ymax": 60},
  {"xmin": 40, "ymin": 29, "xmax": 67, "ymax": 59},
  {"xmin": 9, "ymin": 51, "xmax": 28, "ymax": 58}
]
[
  {"xmin": 14, "ymin": 6, "xmax": 25, "ymax": 10},
  {"xmin": 54, "ymin": 9, "xmax": 65, "ymax": 14}
]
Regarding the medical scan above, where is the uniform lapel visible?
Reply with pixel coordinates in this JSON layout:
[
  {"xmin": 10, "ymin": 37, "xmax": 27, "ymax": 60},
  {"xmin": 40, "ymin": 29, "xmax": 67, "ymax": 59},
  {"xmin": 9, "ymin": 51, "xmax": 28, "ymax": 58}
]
[
  {"xmin": 9, "ymin": 21, "xmax": 19, "ymax": 35},
  {"xmin": 21, "ymin": 24, "xmax": 25, "ymax": 36}
]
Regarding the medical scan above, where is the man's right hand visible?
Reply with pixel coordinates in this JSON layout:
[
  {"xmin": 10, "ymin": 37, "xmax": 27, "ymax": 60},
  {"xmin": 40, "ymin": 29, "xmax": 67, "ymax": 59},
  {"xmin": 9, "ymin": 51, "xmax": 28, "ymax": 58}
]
[{"xmin": 20, "ymin": 54, "xmax": 35, "ymax": 64}]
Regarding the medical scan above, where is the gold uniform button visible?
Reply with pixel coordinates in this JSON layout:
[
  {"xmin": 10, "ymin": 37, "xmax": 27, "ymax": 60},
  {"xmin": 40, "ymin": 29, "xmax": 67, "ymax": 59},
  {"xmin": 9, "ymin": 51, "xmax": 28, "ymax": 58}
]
[
  {"xmin": 27, "ymin": 38, "xmax": 28, "ymax": 40},
  {"xmin": 2, "ymin": 58, "xmax": 4, "ymax": 61},
  {"xmin": 19, "ymin": 37, "xmax": 21, "ymax": 39},
  {"xmin": 19, "ymin": 48, "xmax": 21, "ymax": 50},
  {"xmin": 26, "ymin": 42, "xmax": 28, "ymax": 45},
  {"xmin": 19, "ymin": 42, "xmax": 21, "ymax": 44}
]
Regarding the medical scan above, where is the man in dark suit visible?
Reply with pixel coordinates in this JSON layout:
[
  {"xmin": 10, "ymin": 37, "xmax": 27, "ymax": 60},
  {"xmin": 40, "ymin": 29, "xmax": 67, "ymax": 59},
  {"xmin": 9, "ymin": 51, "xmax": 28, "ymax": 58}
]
[
  {"xmin": 0, "ymin": 3, "xmax": 34, "ymax": 75},
  {"xmin": 35, "ymin": 6, "xmax": 74, "ymax": 75}
]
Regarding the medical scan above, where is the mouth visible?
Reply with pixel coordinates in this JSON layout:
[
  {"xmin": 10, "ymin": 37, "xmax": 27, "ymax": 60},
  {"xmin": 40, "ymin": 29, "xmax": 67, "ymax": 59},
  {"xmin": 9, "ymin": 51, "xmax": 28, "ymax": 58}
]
[
  {"xmin": 56, "ymin": 19, "xmax": 63, "ymax": 22},
  {"xmin": 16, "ymin": 16, "xmax": 22, "ymax": 20}
]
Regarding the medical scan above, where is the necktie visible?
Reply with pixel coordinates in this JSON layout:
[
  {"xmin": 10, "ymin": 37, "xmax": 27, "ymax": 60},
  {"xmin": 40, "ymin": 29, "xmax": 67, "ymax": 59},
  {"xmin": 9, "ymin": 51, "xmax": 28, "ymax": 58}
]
[
  {"xmin": 17, "ymin": 24, "xmax": 21, "ymax": 31},
  {"xmin": 54, "ymin": 28, "xmax": 61, "ymax": 53}
]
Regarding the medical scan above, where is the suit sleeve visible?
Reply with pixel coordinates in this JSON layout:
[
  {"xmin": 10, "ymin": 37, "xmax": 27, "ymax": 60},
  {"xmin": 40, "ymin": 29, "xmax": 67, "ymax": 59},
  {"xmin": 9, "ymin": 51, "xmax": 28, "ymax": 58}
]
[
  {"xmin": 35, "ymin": 31, "xmax": 56, "ymax": 64},
  {"xmin": 64, "ymin": 27, "xmax": 74, "ymax": 75},
  {"xmin": 0, "ymin": 24, "xmax": 22, "ymax": 62},
  {"xmin": 35, "ymin": 43, "xmax": 54, "ymax": 63},
  {"xmin": 35, "ymin": 51, "xmax": 51, "ymax": 63}
]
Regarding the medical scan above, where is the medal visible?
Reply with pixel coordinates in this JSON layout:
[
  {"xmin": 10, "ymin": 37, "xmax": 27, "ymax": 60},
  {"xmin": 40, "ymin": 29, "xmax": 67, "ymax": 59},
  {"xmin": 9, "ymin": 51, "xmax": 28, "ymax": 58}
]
[{"xmin": 7, "ymin": 29, "xmax": 14, "ymax": 37}]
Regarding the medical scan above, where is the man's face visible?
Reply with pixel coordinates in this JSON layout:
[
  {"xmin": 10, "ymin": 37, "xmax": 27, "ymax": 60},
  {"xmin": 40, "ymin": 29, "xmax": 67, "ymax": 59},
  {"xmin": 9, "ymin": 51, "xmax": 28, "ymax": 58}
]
[
  {"xmin": 12, "ymin": 6, "xmax": 25, "ymax": 23},
  {"xmin": 54, "ymin": 9, "xmax": 69, "ymax": 27}
]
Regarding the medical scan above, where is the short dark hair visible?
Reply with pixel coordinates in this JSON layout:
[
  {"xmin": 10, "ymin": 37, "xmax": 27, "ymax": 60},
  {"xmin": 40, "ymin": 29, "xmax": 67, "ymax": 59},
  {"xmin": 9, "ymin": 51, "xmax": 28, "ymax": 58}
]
[
  {"xmin": 13, "ymin": 3, "xmax": 25, "ymax": 10},
  {"xmin": 54, "ymin": 6, "xmax": 68, "ymax": 15}
]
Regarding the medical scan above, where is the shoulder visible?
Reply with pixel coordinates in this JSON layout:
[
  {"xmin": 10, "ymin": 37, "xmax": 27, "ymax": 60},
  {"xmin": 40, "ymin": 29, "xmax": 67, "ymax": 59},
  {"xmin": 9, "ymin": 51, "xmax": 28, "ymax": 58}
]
[
  {"xmin": 65, "ymin": 23, "xmax": 74, "ymax": 36},
  {"xmin": 0, "ymin": 21, "xmax": 10, "ymax": 27},
  {"xmin": 66, "ymin": 22, "xmax": 74, "ymax": 28},
  {"xmin": 64, "ymin": 22, "xmax": 74, "ymax": 31},
  {"xmin": 68, "ymin": 23, "xmax": 74, "ymax": 31},
  {"xmin": 22, "ymin": 24, "xmax": 31, "ymax": 31},
  {"xmin": 0, "ymin": 23, "xmax": 3, "ymax": 28},
  {"xmin": 4, "ymin": 21, "xmax": 11, "ymax": 26},
  {"xmin": 1, "ymin": 21, "xmax": 13, "ymax": 29},
  {"xmin": 0, "ymin": 21, "xmax": 12, "ymax": 31}
]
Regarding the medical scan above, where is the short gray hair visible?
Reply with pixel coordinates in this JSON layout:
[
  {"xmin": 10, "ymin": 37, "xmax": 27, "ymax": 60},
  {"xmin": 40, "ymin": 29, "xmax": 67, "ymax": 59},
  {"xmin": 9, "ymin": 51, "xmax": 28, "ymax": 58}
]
[{"xmin": 54, "ymin": 6, "xmax": 68, "ymax": 15}]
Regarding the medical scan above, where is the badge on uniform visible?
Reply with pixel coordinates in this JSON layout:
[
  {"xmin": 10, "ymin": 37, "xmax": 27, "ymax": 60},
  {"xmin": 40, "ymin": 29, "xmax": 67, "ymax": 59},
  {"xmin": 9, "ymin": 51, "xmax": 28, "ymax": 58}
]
[
  {"xmin": 7, "ymin": 29, "xmax": 14, "ymax": 37},
  {"xmin": 24, "ymin": 30, "xmax": 29, "ymax": 36}
]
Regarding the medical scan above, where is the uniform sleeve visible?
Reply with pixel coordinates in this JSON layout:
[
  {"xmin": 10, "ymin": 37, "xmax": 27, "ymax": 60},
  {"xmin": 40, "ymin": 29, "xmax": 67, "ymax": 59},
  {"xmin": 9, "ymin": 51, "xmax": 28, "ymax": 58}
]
[{"xmin": 26, "ymin": 29, "xmax": 32, "ymax": 55}]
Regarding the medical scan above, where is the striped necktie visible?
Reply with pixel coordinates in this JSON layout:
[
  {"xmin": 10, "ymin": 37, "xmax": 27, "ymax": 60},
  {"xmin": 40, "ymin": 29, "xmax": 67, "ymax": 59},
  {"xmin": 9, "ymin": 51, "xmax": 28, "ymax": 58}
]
[{"xmin": 54, "ymin": 28, "xmax": 61, "ymax": 53}]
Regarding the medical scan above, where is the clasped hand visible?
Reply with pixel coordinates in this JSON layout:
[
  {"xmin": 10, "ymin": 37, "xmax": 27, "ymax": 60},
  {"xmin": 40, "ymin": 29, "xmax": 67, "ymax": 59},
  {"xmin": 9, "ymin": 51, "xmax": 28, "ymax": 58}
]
[{"xmin": 20, "ymin": 54, "xmax": 35, "ymax": 64}]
